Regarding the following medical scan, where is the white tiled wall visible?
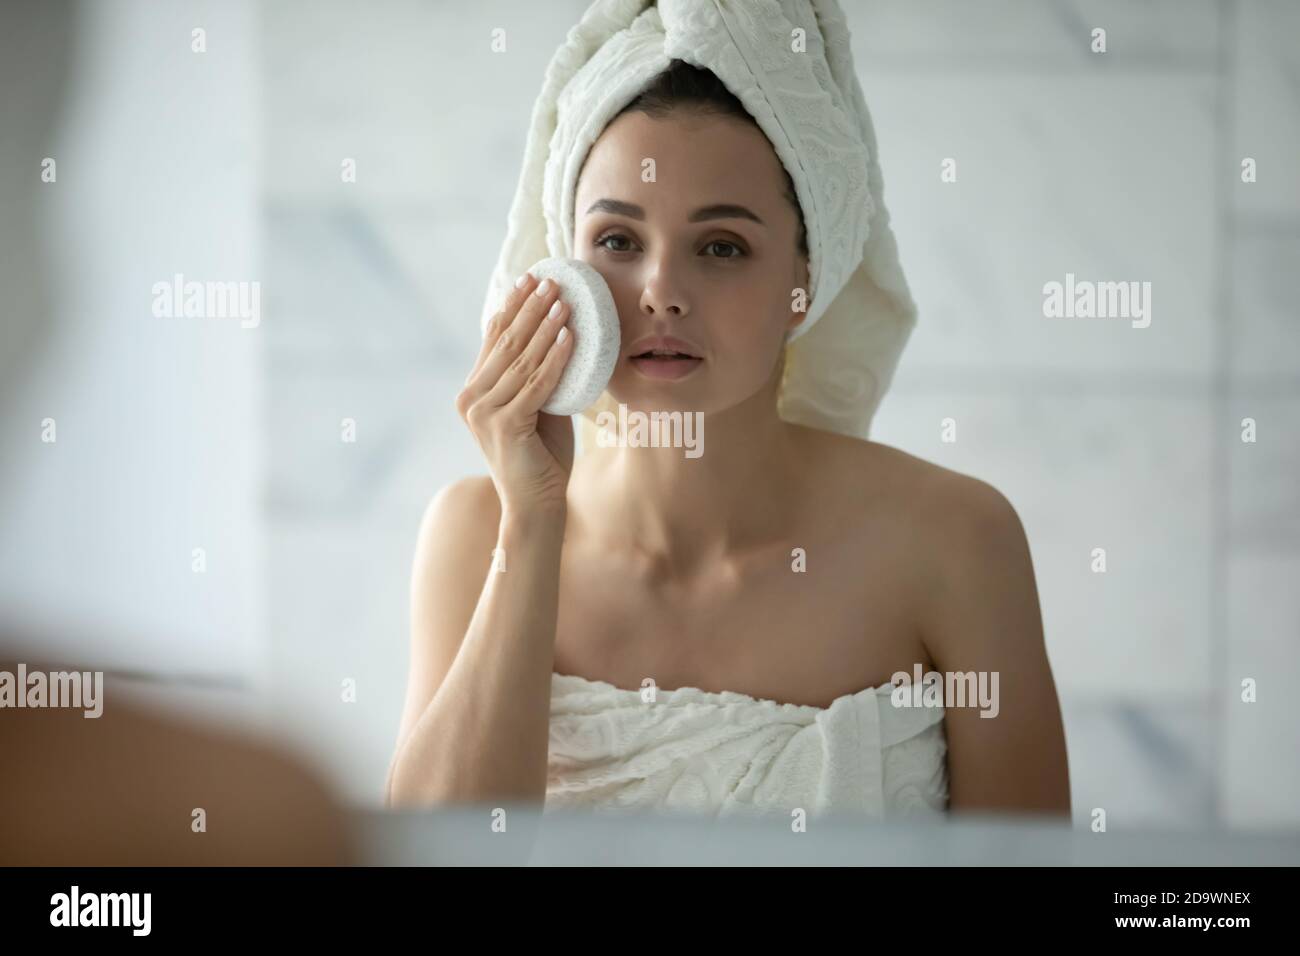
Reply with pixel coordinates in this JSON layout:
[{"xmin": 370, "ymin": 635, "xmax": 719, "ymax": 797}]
[{"xmin": 252, "ymin": 0, "xmax": 1299, "ymax": 827}]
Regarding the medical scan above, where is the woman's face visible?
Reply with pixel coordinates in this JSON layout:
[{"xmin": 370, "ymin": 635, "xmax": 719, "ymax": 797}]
[{"xmin": 573, "ymin": 108, "xmax": 809, "ymax": 416}]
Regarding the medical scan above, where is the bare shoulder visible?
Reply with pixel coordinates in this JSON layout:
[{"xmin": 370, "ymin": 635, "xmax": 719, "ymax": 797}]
[
  {"xmin": 417, "ymin": 474, "xmax": 502, "ymax": 556},
  {"xmin": 408, "ymin": 474, "xmax": 505, "ymax": 621},
  {"xmin": 793, "ymin": 427, "xmax": 1034, "ymax": 638},
  {"xmin": 880, "ymin": 442, "xmax": 1023, "ymax": 533},
  {"xmin": 825, "ymin": 438, "xmax": 1042, "ymax": 663},
  {"xmin": 794, "ymin": 425, "xmax": 1022, "ymax": 532},
  {"xmin": 871, "ymin": 439, "xmax": 1028, "ymax": 568}
]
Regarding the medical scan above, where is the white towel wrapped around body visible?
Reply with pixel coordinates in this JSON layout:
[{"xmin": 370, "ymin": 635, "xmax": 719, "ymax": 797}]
[{"xmin": 546, "ymin": 672, "xmax": 949, "ymax": 820}]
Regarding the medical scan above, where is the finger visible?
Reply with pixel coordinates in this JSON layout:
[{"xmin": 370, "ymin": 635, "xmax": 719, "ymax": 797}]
[
  {"xmin": 485, "ymin": 294, "xmax": 568, "ymax": 407},
  {"xmin": 465, "ymin": 273, "xmax": 537, "ymax": 388},
  {"xmin": 479, "ymin": 277, "xmax": 564, "ymax": 404},
  {"xmin": 503, "ymin": 318, "xmax": 575, "ymax": 418}
]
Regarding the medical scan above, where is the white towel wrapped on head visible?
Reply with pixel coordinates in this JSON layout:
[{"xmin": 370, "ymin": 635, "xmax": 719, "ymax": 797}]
[{"xmin": 481, "ymin": 0, "xmax": 918, "ymax": 440}]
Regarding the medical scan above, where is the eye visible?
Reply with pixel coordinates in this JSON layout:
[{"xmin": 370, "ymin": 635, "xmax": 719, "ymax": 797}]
[
  {"xmin": 703, "ymin": 239, "xmax": 746, "ymax": 259},
  {"xmin": 594, "ymin": 231, "xmax": 637, "ymax": 254},
  {"xmin": 593, "ymin": 231, "xmax": 747, "ymax": 259}
]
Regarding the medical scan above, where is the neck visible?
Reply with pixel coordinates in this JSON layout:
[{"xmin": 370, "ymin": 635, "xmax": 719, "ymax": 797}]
[{"xmin": 584, "ymin": 380, "xmax": 804, "ymax": 578}]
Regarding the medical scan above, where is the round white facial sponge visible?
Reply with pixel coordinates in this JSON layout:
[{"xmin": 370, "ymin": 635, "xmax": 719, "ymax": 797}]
[{"xmin": 501, "ymin": 257, "xmax": 621, "ymax": 417}]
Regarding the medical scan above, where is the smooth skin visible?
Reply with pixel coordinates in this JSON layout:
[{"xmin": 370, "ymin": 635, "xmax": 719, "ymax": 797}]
[{"xmin": 387, "ymin": 108, "xmax": 1071, "ymax": 818}]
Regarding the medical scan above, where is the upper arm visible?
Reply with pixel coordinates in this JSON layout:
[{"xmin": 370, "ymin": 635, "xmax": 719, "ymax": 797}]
[
  {"xmin": 390, "ymin": 475, "xmax": 501, "ymax": 764},
  {"xmin": 917, "ymin": 476, "xmax": 1071, "ymax": 819}
]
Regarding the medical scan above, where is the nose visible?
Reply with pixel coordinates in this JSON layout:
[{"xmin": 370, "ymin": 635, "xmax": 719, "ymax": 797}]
[{"xmin": 638, "ymin": 258, "xmax": 689, "ymax": 319}]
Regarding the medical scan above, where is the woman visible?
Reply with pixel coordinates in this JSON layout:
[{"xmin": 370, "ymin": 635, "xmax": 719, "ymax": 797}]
[{"xmin": 387, "ymin": 2, "xmax": 1069, "ymax": 822}]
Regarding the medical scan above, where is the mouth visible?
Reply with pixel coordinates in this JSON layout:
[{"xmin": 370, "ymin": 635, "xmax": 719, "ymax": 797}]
[{"xmin": 628, "ymin": 350, "xmax": 704, "ymax": 380}]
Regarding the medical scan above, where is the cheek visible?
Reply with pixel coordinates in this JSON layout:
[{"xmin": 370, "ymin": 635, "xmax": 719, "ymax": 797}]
[
  {"xmin": 708, "ymin": 296, "xmax": 787, "ymax": 367},
  {"xmin": 743, "ymin": 273, "xmax": 799, "ymax": 340}
]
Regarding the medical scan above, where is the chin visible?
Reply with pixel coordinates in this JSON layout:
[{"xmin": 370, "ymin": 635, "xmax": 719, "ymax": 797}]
[{"xmin": 604, "ymin": 391, "xmax": 700, "ymax": 417}]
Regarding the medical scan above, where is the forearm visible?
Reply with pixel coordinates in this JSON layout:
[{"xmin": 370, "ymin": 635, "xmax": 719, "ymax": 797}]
[{"xmin": 387, "ymin": 506, "xmax": 566, "ymax": 807}]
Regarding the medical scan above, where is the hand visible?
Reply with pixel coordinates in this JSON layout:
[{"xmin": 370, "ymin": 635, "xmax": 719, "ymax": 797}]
[{"xmin": 456, "ymin": 273, "xmax": 576, "ymax": 515}]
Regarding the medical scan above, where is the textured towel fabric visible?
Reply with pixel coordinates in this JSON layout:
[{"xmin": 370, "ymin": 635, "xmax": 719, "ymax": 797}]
[
  {"xmin": 481, "ymin": 0, "xmax": 918, "ymax": 440},
  {"xmin": 545, "ymin": 672, "xmax": 949, "ymax": 820}
]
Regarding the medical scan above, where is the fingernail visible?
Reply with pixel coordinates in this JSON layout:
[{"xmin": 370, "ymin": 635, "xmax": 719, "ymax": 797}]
[
  {"xmin": 547, "ymin": 300, "xmax": 563, "ymax": 320},
  {"xmin": 557, "ymin": 326, "xmax": 569, "ymax": 344},
  {"xmin": 515, "ymin": 273, "xmax": 530, "ymax": 288},
  {"xmin": 534, "ymin": 278, "xmax": 552, "ymax": 297}
]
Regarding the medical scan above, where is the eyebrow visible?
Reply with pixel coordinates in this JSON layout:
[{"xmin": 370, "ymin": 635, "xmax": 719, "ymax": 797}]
[{"xmin": 584, "ymin": 198, "xmax": 765, "ymax": 226}]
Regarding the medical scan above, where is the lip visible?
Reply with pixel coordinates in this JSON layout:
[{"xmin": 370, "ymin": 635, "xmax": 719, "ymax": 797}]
[
  {"xmin": 629, "ymin": 354, "xmax": 703, "ymax": 380},
  {"xmin": 626, "ymin": 334, "xmax": 704, "ymax": 360}
]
